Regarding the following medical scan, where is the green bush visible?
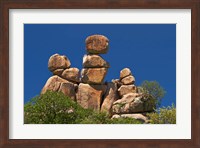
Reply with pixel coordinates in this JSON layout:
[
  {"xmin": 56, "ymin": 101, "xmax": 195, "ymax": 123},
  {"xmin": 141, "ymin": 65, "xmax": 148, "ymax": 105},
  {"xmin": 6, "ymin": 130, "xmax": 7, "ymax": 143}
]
[
  {"xmin": 140, "ymin": 80, "xmax": 166, "ymax": 108},
  {"xmin": 24, "ymin": 91, "xmax": 142, "ymax": 124},
  {"xmin": 108, "ymin": 117, "xmax": 142, "ymax": 124},
  {"xmin": 147, "ymin": 104, "xmax": 176, "ymax": 124}
]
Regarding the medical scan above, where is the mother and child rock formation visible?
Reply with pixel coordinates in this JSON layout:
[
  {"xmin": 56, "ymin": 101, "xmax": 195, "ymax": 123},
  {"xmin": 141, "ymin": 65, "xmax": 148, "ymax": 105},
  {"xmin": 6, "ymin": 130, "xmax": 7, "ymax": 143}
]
[{"xmin": 41, "ymin": 35, "xmax": 154, "ymax": 123}]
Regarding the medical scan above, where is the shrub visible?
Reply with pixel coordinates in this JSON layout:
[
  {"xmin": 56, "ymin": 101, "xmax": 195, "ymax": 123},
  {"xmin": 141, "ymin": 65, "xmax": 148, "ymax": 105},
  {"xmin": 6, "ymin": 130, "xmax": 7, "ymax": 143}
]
[
  {"xmin": 147, "ymin": 104, "xmax": 176, "ymax": 124},
  {"xmin": 108, "ymin": 117, "xmax": 143, "ymax": 124},
  {"xmin": 24, "ymin": 91, "xmax": 142, "ymax": 124}
]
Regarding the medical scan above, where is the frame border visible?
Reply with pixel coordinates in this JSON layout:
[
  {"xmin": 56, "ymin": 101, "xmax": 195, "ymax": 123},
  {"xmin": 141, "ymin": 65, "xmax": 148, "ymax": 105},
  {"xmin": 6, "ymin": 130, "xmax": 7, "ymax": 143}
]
[{"xmin": 0, "ymin": 0, "xmax": 200, "ymax": 147}]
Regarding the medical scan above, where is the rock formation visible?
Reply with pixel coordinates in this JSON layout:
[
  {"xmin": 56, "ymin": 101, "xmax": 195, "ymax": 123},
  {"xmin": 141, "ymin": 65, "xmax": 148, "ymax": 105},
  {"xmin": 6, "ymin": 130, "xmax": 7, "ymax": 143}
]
[
  {"xmin": 41, "ymin": 34, "xmax": 154, "ymax": 121},
  {"xmin": 77, "ymin": 35, "xmax": 110, "ymax": 111}
]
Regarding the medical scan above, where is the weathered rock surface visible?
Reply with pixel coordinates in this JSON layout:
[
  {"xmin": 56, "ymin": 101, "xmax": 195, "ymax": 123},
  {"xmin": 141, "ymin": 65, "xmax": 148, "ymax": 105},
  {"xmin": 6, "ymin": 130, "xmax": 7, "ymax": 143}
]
[
  {"xmin": 121, "ymin": 75, "xmax": 135, "ymax": 85},
  {"xmin": 48, "ymin": 54, "xmax": 71, "ymax": 72},
  {"xmin": 41, "ymin": 75, "xmax": 76, "ymax": 100},
  {"xmin": 112, "ymin": 79, "xmax": 123, "ymax": 88},
  {"xmin": 53, "ymin": 69, "xmax": 64, "ymax": 76},
  {"xmin": 76, "ymin": 83, "xmax": 107, "ymax": 110},
  {"xmin": 83, "ymin": 54, "xmax": 110, "ymax": 68},
  {"xmin": 81, "ymin": 68, "xmax": 108, "ymax": 84},
  {"xmin": 118, "ymin": 85, "xmax": 137, "ymax": 97},
  {"xmin": 61, "ymin": 68, "xmax": 80, "ymax": 83},
  {"xmin": 86, "ymin": 35, "xmax": 109, "ymax": 54},
  {"xmin": 112, "ymin": 93, "xmax": 154, "ymax": 114},
  {"xmin": 120, "ymin": 68, "xmax": 132, "ymax": 79},
  {"xmin": 111, "ymin": 113, "xmax": 148, "ymax": 123},
  {"xmin": 58, "ymin": 82, "xmax": 76, "ymax": 101},
  {"xmin": 101, "ymin": 82, "xmax": 119, "ymax": 115}
]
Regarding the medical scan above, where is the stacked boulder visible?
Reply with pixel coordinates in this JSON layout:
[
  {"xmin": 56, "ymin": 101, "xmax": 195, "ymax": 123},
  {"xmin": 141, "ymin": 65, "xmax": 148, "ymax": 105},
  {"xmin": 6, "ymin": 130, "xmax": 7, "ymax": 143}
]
[
  {"xmin": 76, "ymin": 35, "xmax": 118, "ymax": 112},
  {"xmin": 111, "ymin": 68, "xmax": 154, "ymax": 123},
  {"xmin": 41, "ymin": 34, "xmax": 155, "ymax": 122},
  {"xmin": 41, "ymin": 53, "xmax": 79, "ymax": 101}
]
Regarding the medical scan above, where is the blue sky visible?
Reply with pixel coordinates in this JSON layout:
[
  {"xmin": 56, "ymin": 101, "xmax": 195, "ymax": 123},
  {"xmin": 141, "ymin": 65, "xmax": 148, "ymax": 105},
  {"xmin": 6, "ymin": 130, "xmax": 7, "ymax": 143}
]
[{"xmin": 24, "ymin": 24, "xmax": 176, "ymax": 107}]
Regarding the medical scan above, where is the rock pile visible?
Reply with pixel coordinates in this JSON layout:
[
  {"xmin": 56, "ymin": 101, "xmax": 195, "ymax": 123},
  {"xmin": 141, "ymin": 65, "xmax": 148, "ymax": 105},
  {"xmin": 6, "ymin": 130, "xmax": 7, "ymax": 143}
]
[
  {"xmin": 77, "ymin": 35, "xmax": 117, "ymax": 112},
  {"xmin": 41, "ymin": 54, "xmax": 79, "ymax": 101},
  {"xmin": 111, "ymin": 68, "xmax": 154, "ymax": 123},
  {"xmin": 41, "ymin": 34, "xmax": 154, "ymax": 122}
]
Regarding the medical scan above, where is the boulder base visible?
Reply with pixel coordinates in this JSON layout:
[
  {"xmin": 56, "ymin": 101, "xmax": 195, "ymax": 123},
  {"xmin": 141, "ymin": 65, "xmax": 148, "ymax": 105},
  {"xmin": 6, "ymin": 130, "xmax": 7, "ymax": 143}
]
[
  {"xmin": 112, "ymin": 93, "xmax": 154, "ymax": 114},
  {"xmin": 76, "ymin": 83, "xmax": 107, "ymax": 111},
  {"xmin": 101, "ymin": 82, "xmax": 119, "ymax": 115},
  {"xmin": 41, "ymin": 75, "xmax": 76, "ymax": 101}
]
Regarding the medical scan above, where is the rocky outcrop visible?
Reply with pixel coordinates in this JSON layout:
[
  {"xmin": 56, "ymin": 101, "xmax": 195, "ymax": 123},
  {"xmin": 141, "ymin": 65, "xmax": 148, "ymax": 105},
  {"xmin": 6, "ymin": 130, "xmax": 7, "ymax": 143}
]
[
  {"xmin": 41, "ymin": 34, "xmax": 154, "ymax": 120},
  {"xmin": 112, "ymin": 93, "xmax": 154, "ymax": 114}
]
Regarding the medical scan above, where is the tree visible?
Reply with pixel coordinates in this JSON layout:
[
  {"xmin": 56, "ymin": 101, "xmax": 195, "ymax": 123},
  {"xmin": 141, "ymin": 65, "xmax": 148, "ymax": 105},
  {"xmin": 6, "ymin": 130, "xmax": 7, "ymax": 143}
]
[
  {"xmin": 139, "ymin": 80, "xmax": 166, "ymax": 108},
  {"xmin": 24, "ymin": 91, "xmax": 84, "ymax": 124},
  {"xmin": 147, "ymin": 104, "xmax": 176, "ymax": 124}
]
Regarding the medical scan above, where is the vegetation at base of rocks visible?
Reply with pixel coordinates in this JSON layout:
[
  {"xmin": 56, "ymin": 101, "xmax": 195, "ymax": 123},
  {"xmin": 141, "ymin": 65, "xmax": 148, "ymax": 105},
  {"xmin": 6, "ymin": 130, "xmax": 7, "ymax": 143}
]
[
  {"xmin": 146, "ymin": 104, "xmax": 176, "ymax": 124},
  {"xmin": 24, "ymin": 91, "xmax": 142, "ymax": 124},
  {"xmin": 139, "ymin": 80, "xmax": 166, "ymax": 108}
]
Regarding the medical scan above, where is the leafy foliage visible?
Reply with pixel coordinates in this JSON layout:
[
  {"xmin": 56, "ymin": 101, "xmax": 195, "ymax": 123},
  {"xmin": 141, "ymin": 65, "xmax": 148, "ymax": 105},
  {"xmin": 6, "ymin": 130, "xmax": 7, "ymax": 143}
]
[
  {"xmin": 139, "ymin": 80, "xmax": 166, "ymax": 108},
  {"xmin": 24, "ymin": 91, "xmax": 142, "ymax": 124},
  {"xmin": 147, "ymin": 104, "xmax": 176, "ymax": 124}
]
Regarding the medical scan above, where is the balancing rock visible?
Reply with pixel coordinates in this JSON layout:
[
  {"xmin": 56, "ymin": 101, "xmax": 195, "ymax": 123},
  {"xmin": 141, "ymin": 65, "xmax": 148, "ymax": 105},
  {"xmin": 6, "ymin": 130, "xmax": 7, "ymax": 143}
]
[
  {"xmin": 61, "ymin": 67, "xmax": 80, "ymax": 83},
  {"xmin": 83, "ymin": 54, "xmax": 110, "ymax": 68},
  {"xmin": 48, "ymin": 53, "xmax": 71, "ymax": 72},
  {"xmin": 81, "ymin": 68, "xmax": 108, "ymax": 84},
  {"xmin": 86, "ymin": 35, "xmax": 109, "ymax": 54}
]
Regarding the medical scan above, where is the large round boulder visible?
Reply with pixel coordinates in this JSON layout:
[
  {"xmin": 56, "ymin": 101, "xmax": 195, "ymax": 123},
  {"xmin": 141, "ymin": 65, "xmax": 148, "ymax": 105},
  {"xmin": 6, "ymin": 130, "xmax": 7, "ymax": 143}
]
[
  {"xmin": 48, "ymin": 54, "xmax": 71, "ymax": 72},
  {"xmin": 85, "ymin": 35, "xmax": 109, "ymax": 54}
]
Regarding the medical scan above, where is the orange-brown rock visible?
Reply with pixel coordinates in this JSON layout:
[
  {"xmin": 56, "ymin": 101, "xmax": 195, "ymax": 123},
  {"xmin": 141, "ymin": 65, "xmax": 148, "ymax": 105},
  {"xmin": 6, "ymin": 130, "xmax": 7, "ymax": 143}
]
[
  {"xmin": 121, "ymin": 75, "xmax": 135, "ymax": 85},
  {"xmin": 120, "ymin": 68, "xmax": 132, "ymax": 79},
  {"xmin": 112, "ymin": 93, "xmax": 154, "ymax": 114},
  {"xmin": 118, "ymin": 85, "xmax": 137, "ymax": 97},
  {"xmin": 53, "ymin": 69, "xmax": 64, "ymax": 76},
  {"xmin": 101, "ymin": 82, "xmax": 119, "ymax": 115},
  {"xmin": 85, "ymin": 35, "xmax": 109, "ymax": 54},
  {"xmin": 41, "ymin": 75, "xmax": 76, "ymax": 101},
  {"xmin": 76, "ymin": 83, "xmax": 107, "ymax": 111},
  {"xmin": 61, "ymin": 68, "xmax": 80, "ymax": 83},
  {"xmin": 81, "ymin": 68, "xmax": 108, "ymax": 84},
  {"xmin": 83, "ymin": 54, "xmax": 110, "ymax": 68},
  {"xmin": 48, "ymin": 54, "xmax": 71, "ymax": 72}
]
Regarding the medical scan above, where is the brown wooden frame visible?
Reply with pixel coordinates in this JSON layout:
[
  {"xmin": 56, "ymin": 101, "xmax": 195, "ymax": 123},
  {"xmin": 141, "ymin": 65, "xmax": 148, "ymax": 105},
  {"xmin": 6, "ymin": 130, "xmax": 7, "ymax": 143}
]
[{"xmin": 0, "ymin": 0, "xmax": 200, "ymax": 147}]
